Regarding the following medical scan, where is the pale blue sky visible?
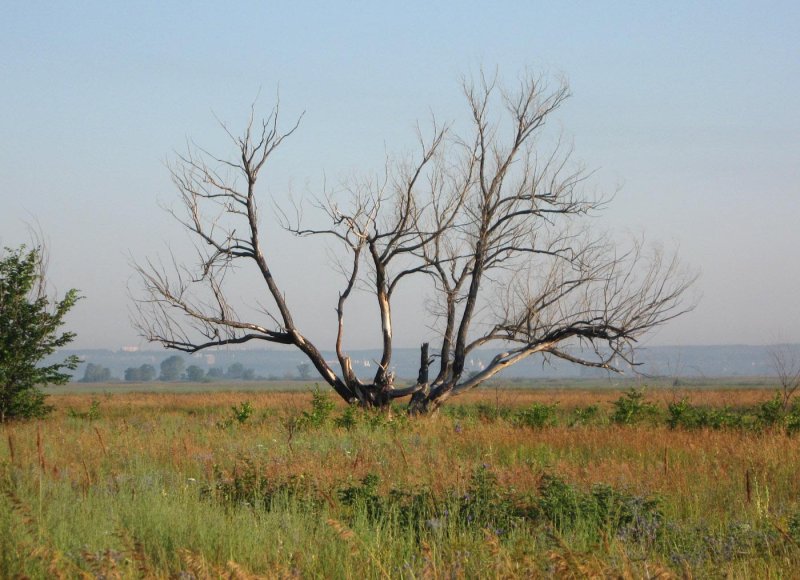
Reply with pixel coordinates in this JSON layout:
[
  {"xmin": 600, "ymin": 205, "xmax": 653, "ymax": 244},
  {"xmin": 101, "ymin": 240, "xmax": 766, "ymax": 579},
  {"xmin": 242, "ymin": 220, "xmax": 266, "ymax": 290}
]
[{"xmin": 1, "ymin": 1, "xmax": 798, "ymax": 349}]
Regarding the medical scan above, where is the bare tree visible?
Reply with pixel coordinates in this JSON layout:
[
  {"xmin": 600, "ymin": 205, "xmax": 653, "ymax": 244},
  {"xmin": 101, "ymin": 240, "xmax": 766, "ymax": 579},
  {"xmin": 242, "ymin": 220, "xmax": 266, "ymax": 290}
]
[
  {"xmin": 769, "ymin": 344, "xmax": 800, "ymax": 410},
  {"xmin": 134, "ymin": 72, "xmax": 696, "ymax": 413}
]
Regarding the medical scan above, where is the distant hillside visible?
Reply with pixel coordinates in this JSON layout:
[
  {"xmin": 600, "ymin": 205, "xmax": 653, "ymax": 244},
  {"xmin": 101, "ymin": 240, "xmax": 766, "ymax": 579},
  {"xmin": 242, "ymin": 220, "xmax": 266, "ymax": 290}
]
[{"xmin": 50, "ymin": 344, "xmax": 800, "ymax": 382}]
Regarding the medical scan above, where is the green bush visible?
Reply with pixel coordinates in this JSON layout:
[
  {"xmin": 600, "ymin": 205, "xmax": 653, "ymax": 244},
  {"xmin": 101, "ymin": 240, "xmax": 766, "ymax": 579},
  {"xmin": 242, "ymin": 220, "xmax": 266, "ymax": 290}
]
[
  {"xmin": 611, "ymin": 388, "xmax": 659, "ymax": 425},
  {"xmin": 569, "ymin": 404, "xmax": 602, "ymax": 427},
  {"xmin": 216, "ymin": 401, "xmax": 254, "ymax": 428},
  {"xmin": 667, "ymin": 398, "xmax": 742, "ymax": 430},
  {"xmin": 788, "ymin": 511, "xmax": 800, "ymax": 542},
  {"xmin": 537, "ymin": 474, "xmax": 662, "ymax": 543},
  {"xmin": 513, "ymin": 403, "xmax": 558, "ymax": 428},
  {"xmin": 785, "ymin": 402, "xmax": 800, "ymax": 435},
  {"xmin": 334, "ymin": 404, "xmax": 360, "ymax": 430},
  {"xmin": 299, "ymin": 387, "xmax": 336, "ymax": 428},
  {"xmin": 756, "ymin": 393, "xmax": 785, "ymax": 428},
  {"xmin": 67, "ymin": 399, "xmax": 101, "ymax": 421},
  {"xmin": 458, "ymin": 464, "xmax": 521, "ymax": 532}
]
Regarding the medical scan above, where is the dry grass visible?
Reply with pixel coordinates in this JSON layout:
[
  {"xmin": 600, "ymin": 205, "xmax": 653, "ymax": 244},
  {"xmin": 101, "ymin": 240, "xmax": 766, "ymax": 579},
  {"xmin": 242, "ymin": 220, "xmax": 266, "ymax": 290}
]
[
  {"xmin": 2, "ymin": 386, "xmax": 798, "ymax": 577},
  {"xmin": 46, "ymin": 384, "xmax": 779, "ymax": 413},
  {"xmin": 13, "ymin": 387, "xmax": 797, "ymax": 497}
]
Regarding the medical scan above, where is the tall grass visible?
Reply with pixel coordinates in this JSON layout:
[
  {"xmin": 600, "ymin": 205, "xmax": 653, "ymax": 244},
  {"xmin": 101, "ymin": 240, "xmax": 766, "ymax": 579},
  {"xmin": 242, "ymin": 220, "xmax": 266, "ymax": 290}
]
[{"xmin": 1, "ymin": 387, "xmax": 799, "ymax": 577}]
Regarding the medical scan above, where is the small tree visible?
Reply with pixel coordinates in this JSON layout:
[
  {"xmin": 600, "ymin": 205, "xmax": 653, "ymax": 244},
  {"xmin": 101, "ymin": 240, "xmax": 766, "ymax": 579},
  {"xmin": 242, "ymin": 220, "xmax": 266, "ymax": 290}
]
[
  {"xmin": 80, "ymin": 363, "xmax": 112, "ymax": 383},
  {"xmin": 297, "ymin": 362, "xmax": 312, "ymax": 381},
  {"xmin": 135, "ymin": 71, "xmax": 695, "ymax": 413},
  {"xmin": 125, "ymin": 363, "xmax": 157, "ymax": 382},
  {"xmin": 139, "ymin": 364, "xmax": 156, "ymax": 381},
  {"xmin": 769, "ymin": 344, "xmax": 800, "ymax": 411},
  {"xmin": 159, "ymin": 355, "xmax": 185, "ymax": 381},
  {"xmin": 226, "ymin": 362, "xmax": 245, "ymax": 380},
  {"xmin": 186, "ymin": 364, "xmax": 206, "ymax": 382},
  {"xmin": 0, "ymin": 246, "xmax": 79, "ymax": 421}
]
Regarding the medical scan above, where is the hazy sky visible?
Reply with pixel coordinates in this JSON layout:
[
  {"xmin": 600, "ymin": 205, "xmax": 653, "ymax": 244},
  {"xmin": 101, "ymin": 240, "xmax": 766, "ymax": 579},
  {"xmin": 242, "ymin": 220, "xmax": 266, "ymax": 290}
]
[{"xmin": 1, "ymin": 1, "xmax": 798, "ymax": 350}]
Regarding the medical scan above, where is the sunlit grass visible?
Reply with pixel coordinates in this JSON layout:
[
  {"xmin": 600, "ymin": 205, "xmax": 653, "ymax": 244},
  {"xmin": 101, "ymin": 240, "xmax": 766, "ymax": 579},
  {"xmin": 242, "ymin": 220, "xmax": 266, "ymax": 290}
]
[{"xmin": 2, "ymin": 386, "xmax": 799, "ymax": 577}]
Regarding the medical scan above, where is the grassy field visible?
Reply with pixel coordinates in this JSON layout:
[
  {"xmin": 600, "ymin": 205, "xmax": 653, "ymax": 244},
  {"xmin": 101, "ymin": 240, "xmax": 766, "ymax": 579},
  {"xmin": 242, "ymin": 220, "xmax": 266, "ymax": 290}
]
[{"xmin": 2, "ymin": 384, "xmax": 800, "ymax": 578}]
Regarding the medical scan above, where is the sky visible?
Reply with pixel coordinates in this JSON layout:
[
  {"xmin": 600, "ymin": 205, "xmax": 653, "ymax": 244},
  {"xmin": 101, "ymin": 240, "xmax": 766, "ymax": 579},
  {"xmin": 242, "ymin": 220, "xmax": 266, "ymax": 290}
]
[{"xmin": 1, "ymin": 1, "xmax": 798, "ymax": 350}]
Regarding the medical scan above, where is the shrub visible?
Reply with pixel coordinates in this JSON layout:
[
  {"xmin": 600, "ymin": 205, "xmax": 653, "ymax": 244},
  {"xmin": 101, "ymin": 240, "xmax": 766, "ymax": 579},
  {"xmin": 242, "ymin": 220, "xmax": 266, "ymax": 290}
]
[
  {"xmin": 667, "ymin": 398, "xmax": 742, "ymax": 430},
  {"xmin": 537, "ymin": 474, "xmax": 662, "ymax": 543},
  {"xmin": 334, "ymin": 404, "xmax": 360, "ymax": 430},
  {"xmin": 756, "ymin": 393, "xmax": 785, "ymax": 428},
  {"xmin": 67, "ymin": 399, "xmax": 101, "ymax": 421},
  {"xmin": 299, "ymin": 387, "xmax": 336, "ymax": 428},
  {"xmin": 339, "ymin": 473, "xmax": 383, "ymax": 518},
  {"xmin": 514, "ymin": 403, "xmax": 558, "ymax": 429},
  {"xmin": 459, "ymin": 464, "xmax": 521, "ymax": 532},
  {"xmin": 611, "ymin": 388, "xmax": 659, "ymax": 425},
  {"xmin": 569, "ymin": 404, "xmax": 602, "ymax": 427},
  {"xmin": 789, "ymin": 511, "xmax": 800, "ymax": 542},
  {"xmin": 203, "ymin": 458, "xmax": 321, "ymax": 510},
  {"xmin": 216, "ymin": 401, "xmax": 254, "ymax": 428},
  {"xmin": 785, "ymin": 402, "xmax": 800, "ymax": 435}
]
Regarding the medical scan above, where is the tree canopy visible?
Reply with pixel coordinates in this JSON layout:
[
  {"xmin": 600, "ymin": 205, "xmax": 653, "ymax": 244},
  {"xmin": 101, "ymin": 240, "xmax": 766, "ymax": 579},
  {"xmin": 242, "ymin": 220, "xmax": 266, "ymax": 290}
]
[
  {"xmin": 0, "ymin": 246, "xmax": 79, "ymax": 421},
  {"xmin": 159, "ymin": 355, "xmax": 185, "ymax": 381}
]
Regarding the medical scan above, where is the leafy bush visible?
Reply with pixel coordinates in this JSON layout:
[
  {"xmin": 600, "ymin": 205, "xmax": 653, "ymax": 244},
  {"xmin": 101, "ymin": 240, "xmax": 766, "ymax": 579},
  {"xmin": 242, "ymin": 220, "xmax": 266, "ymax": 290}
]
[
  {"xmin": 67, "ymin": 399, "xmax": 101, "ymax": 421},
  {"xmin": 458, "ymin": 464, "xmax": 520, "ymax": 531},
  {"xmin": 334, "ymin": 404, "xmax": 360, "ymax": 430},
  {"xmin": 537, "ymin": 474, "xmax": 662, "ymax": 543},
  {"xmin": 216, "ymin": 401, "xmax": 254, "ymax": 428},
  {"xmin": 789, "ymin": 511, "xmax": 800, "ymax": 542},
  {"xmin": 756, "ymin": 393, "xmax": 785, "ymax": 428},
  {"xmin": 203, "ymin": 458, "xmax": 321, "ymax": 511},
  {"xmin": 339, "ymin": 473, "xmax": 383, "ymax": 518},
  {"xmin": 667, "ymin": 398, "xmax": 742, "ymax": 430},
  {"xmin": 441, "ymin": 403, "xmax": 514, "ymax": 423},
  {"xmin": 299, "ymin": 387, "xmax": 335, "ymax": 428},
  {"xmin": 513, "ymin": 403, "xmax": 558, "ymax": 428},
  {"xmin": 611, "ymin": 388, "xmax": 659, "ymax": 426},
  {"xmin": 785, "ymin": 402, "xmax": 800, "ymax": 435},
  {"xmin": 569, "ymin": 404, "xmax": 602, "ymax": 427}
]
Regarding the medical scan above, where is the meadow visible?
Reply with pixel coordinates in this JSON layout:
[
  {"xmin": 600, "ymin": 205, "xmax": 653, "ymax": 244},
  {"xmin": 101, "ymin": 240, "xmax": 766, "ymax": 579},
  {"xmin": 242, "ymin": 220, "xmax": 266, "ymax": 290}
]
[{"xmin": 2, "ymin": 382, "xmax": 800, "ymax": 578}]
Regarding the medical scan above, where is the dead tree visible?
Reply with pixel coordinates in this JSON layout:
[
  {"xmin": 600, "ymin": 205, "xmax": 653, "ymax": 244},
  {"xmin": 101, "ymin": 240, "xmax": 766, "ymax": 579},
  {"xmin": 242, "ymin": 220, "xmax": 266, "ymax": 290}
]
[
  {"xmin": 769, "ymin": 344, "xmax": 800, "ymax": 410},
  {"xmin": 134, "ymin": 72, "xmax": 696, "ymax": 413}
]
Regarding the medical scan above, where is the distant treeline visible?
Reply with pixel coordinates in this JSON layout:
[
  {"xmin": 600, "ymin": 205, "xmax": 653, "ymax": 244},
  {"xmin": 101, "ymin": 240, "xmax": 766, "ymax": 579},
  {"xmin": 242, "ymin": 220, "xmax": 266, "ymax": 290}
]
[{"xmin": 79, "ymin": 356, "xmax": 313, "ymax": 383}]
